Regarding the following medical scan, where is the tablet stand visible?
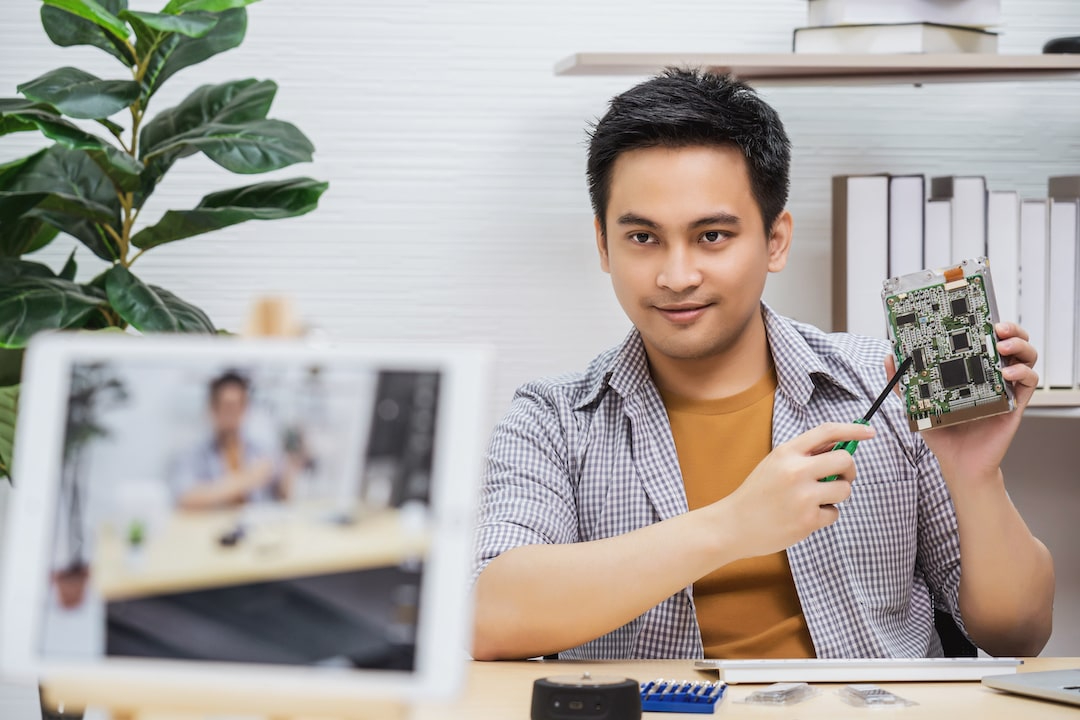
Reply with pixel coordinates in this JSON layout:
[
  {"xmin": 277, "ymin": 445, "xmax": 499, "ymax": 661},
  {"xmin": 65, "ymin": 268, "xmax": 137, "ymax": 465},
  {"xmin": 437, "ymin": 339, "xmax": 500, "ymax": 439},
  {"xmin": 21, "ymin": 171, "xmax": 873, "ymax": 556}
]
[{"xmin": 38, "ymin": 296, "xmax": 409, "ymax": 720}]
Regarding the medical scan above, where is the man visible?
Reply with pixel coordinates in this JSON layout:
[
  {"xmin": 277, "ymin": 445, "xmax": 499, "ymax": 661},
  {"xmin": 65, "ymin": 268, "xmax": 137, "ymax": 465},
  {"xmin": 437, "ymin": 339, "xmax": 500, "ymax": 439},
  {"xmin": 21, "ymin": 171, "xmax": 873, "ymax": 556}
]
[
  {"xmin": 471, "ymin": 68, "xmax": 1054, "ymax": 661},
  {"xmin": 170, "ymin": 371, "xmax": 293, "ymax": 509}
]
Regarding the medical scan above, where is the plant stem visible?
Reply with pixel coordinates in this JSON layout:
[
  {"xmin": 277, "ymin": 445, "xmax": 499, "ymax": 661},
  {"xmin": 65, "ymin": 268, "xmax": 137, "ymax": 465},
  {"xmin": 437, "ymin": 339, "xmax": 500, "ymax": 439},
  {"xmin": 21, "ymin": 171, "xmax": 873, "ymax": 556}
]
[
  {"xmin": 117, "ymin": 192, "xmax": 132, "ymax": 265},
  {"xmin": 119, "ymin": 45, "xmax": 151, "ymax": 268},
  {"xmin": 103, "ymin": 223, "xmax": 124, "ymax": 251}
]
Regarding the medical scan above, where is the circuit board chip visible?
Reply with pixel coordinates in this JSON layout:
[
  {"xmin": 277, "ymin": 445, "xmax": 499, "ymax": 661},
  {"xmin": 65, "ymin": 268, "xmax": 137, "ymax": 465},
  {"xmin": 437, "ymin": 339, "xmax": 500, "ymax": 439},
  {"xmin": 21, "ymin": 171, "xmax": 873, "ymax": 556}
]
[{"xmin": 882, "ymin": 257, "xmax": 1015, "ymax": 432}]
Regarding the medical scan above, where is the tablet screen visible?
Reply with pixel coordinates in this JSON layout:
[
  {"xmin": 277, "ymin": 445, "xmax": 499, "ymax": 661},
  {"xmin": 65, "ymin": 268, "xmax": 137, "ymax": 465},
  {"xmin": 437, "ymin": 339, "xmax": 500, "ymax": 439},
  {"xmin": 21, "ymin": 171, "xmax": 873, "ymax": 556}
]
[{"xmin": 38, "ymin": 355, "xmax": 441, "ymax": 672}]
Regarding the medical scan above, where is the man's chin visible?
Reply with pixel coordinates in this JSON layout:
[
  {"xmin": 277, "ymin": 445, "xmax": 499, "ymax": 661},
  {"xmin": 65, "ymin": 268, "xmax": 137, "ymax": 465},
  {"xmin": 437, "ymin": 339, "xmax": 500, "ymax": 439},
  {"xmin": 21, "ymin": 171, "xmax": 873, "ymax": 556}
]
[{"xmin": 645, "ymin": 331, "xmax": 728, "ymax": 362}]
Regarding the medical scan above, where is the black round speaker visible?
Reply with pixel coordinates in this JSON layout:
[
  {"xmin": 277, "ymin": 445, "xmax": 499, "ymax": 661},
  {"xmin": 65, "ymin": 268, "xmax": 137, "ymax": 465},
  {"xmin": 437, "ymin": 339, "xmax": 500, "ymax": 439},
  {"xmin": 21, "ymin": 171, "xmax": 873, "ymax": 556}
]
[{"xmin": 530, "ymin": 673, "xmax": 641, "ymax": 720}]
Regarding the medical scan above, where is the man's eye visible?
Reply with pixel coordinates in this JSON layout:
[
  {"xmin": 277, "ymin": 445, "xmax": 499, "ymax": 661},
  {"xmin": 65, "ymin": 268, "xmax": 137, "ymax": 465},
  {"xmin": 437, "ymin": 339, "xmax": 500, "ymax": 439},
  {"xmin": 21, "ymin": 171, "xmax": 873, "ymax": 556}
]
[
  {"xmin": 631, "ymin": 232, "xmax": 653, "ymax": 244},
  {"xmin": 702, "ymin": 231, "xmax": 725, "ymax": 243}
]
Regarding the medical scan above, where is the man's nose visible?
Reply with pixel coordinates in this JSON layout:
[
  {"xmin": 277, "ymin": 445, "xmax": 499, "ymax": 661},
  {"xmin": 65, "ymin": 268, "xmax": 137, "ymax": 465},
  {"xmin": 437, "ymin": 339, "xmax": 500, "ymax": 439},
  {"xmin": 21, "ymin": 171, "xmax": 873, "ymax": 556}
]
[{"xmin": 657, "ymin": 246, "xmax": 703, "ymax": 292}]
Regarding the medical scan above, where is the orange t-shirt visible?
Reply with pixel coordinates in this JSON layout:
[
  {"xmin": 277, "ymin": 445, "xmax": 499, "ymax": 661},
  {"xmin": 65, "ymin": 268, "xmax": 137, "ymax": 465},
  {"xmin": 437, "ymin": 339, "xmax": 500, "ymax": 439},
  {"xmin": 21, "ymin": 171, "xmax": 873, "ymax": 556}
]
[{"xmin": 661, "ymin": 369, "xmax": 815, "ymax": 659}]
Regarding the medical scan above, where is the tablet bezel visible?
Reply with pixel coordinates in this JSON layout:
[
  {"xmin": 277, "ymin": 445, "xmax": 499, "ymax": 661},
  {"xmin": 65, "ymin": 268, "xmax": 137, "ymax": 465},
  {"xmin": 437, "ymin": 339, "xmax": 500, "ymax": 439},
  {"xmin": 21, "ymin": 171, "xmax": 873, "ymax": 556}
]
[{"xmin": 0, "ymin": 332, "xmax": 491, "ymax": 711}]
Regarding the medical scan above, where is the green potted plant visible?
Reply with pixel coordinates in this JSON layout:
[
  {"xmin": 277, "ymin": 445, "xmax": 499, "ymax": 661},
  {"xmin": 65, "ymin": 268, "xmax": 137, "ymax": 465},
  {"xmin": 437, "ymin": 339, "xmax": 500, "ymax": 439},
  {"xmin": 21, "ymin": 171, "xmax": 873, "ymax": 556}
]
[{"xmin": 0, "ymin": 0, "xmax": 328, "ymax": 482}]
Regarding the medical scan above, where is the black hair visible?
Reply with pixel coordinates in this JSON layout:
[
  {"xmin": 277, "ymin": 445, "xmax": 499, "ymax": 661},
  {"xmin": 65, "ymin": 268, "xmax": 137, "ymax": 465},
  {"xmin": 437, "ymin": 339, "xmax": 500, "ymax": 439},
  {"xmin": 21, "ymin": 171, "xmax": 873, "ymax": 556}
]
[
  {"xmin": 586, "ymin": 67, "xmax": 791, "ymax": 236},
  {"xmin": 208, "ymin": 370, "xmax": 249, "ymax": 404}
]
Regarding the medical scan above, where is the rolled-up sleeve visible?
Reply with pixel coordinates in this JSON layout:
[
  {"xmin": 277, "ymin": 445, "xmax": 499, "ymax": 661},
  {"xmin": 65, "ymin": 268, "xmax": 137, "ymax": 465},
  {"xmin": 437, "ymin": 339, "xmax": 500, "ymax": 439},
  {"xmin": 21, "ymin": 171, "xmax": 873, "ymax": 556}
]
[{"xmin": 472, "ymin": 382, "xmax": 581, "ymax": 585}]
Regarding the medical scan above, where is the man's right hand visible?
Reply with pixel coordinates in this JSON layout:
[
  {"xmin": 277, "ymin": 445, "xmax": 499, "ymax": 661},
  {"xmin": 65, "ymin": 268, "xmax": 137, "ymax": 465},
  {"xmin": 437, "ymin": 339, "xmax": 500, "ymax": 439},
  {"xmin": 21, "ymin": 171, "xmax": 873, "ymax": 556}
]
[{"xmin": 717, "ymin": 421, "xmax": 875, "ymax": 559}]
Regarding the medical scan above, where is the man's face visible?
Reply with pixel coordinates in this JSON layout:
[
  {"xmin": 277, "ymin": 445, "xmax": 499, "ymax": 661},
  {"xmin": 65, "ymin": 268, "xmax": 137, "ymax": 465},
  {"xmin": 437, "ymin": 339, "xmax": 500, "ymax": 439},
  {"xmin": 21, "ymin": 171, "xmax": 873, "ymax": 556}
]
[
  {"xmin": 210, "ymin": 384, "xmax": 248, "ymax": 436},
  {"xmin": 596, "ymin": 144, "xmax": 791, "ymax": 364}
]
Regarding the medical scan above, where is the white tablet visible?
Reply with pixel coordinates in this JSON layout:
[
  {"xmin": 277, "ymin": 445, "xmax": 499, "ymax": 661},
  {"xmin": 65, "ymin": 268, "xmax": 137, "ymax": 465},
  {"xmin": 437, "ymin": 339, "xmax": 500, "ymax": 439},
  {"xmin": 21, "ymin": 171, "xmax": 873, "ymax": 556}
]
[{"xmin": 1, "ymin": 332, "xmax": 492, "ymax": 716}]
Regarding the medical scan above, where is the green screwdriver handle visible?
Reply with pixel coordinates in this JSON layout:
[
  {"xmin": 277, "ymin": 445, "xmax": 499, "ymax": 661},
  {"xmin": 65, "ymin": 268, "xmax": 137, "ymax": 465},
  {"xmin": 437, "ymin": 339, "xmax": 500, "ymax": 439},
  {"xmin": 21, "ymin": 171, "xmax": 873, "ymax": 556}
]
[{"xmin": 820, "ymin": 418, "xmax": 870, "ymax": 482}]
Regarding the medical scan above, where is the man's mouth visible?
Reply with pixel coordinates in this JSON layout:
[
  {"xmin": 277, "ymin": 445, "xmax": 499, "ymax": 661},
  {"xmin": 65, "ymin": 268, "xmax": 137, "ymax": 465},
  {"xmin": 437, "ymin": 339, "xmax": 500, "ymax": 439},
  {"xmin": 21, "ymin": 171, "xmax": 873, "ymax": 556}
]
[{"xmin": 655, "ymin": 303, "xmax": 712, "ymax": 324}]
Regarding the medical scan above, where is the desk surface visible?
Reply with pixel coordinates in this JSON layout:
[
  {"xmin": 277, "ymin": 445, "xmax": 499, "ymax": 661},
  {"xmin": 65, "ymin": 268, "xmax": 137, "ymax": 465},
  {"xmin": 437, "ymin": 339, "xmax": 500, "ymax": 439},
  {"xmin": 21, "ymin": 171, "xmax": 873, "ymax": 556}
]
[{"xmin": 411, "ymin": 657, "xmax": 1080, "ymax": 719}]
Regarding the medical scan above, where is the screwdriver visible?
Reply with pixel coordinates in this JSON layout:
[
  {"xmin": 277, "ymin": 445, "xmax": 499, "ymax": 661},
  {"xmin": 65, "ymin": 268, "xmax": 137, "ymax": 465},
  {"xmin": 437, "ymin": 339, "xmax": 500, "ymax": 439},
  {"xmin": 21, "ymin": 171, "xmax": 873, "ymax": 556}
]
[{"xmin": 820, "ymin": 355, "xmax": 913, "ymax": 482}]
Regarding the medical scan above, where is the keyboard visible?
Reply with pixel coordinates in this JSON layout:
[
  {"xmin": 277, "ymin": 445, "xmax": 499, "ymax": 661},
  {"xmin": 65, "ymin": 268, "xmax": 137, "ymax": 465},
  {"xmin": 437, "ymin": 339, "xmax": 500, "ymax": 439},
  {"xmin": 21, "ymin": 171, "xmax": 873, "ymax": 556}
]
[{"xmin": 693, "ymin": 657, "xmax": 1023, "ymax": 684}]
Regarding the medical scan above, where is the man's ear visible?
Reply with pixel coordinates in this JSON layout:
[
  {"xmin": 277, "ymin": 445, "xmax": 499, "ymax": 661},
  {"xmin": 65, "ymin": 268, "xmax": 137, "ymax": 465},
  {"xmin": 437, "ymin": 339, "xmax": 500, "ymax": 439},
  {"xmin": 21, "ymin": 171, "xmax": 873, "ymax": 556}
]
[
  {"xmin": 767, "ymin": 210, "xmax": 793, "ymax": 273},
  {"xmin": 595, "ymin": 217, "xmax": 610, "ymax": 273}
]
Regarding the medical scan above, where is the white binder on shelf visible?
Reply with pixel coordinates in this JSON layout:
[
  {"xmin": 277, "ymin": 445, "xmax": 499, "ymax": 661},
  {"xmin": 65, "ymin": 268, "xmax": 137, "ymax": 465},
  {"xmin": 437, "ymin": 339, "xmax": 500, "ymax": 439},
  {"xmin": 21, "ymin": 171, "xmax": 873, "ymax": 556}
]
[
  {"xmin": 1048, "ymin": 177, "xmax": 1080, "ymax": 387},
  {"xmin": 1045, "ymin": 199, "xmax": 1077, "ymax": 388},
  {"xmin": 986, "ymin": 190, "xmax": 1020, "ymax": 325},
  {"xmin": 1019, "ymin": 199, "xmax": 1048, "ymax": 383},
  {"xmin": 924, "ymin": 198, "xmax": 952, "ymax": 270},
  {"xmin": 931, "ymin": 175, "xmax": 987, "ymax": 264},
  {"xmin": 888, "ymin": 174, "xmax": 925, "ymax": 278},
  {"xmin": 832, "ymin": 174, "xmax": 889, "ymax": 338}
]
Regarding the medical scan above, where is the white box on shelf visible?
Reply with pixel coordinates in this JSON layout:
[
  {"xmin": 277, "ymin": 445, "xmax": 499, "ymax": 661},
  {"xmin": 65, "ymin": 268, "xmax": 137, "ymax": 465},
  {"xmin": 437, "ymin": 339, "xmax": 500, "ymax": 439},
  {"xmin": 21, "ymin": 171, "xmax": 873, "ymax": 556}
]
[
  {"xmin": 794, "ymin": 23, "xmax": 997, "ymax": 55},
  {"xmin": 807, "ymin": 0, "xmax": 1001, "ymax": 29}
]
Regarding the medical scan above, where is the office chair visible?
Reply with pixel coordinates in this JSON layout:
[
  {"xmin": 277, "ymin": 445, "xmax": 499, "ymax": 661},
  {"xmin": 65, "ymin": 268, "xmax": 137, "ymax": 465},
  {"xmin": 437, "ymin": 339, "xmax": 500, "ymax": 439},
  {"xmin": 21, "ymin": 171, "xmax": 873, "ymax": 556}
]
[{"xmin": 935, "ymin": 608, "xmax": 977, "ymax": 658}]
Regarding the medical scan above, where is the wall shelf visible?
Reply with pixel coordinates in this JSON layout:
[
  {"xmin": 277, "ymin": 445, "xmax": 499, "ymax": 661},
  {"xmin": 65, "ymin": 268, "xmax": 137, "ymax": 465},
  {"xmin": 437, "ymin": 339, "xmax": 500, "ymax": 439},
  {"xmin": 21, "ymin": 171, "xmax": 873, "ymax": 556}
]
[
  {"xmin": 554, "ymin": 53, "xmax": 1080, "ymax": 86},
  {"xmin": 1027, "ymin": 389, "xmax": 1080, "ymax": 416}
]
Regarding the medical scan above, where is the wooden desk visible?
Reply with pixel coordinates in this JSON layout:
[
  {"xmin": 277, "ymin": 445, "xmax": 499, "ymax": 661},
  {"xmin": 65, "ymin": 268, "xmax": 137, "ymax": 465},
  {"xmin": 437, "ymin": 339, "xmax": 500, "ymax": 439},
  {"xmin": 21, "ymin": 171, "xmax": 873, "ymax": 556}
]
[
  {"xmin": 411, "ymin": 657, "xmax": 1080, "ymax": 719},
  {"xmin": 93, "ymin": 504, "xmax": 428, "ymax": 600}
]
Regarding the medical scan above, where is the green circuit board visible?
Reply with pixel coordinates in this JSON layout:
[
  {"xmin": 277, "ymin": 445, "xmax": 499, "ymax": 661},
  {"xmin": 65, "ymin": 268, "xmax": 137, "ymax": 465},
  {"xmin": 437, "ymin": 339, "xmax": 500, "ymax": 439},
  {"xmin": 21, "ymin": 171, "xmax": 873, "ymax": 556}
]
[{"xmin": 882, "ymin": 258, "xmax": 1015, "ymax": 432}]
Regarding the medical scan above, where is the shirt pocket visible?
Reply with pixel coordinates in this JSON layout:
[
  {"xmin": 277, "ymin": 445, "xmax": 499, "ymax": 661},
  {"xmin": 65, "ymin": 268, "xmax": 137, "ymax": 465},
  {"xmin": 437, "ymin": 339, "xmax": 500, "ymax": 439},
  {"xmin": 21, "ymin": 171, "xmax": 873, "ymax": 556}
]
[{"xmin": 833, "ymin": 474, "xmax": 919, "ymax": 612}]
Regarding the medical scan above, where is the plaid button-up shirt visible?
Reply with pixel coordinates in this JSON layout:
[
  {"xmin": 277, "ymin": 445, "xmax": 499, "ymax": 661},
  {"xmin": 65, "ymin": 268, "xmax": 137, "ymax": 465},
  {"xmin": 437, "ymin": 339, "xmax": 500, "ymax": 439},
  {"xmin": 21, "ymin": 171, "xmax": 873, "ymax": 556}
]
[{"xmin": 474, "ymin": 304, "xmax": 967, "ymax": 659}]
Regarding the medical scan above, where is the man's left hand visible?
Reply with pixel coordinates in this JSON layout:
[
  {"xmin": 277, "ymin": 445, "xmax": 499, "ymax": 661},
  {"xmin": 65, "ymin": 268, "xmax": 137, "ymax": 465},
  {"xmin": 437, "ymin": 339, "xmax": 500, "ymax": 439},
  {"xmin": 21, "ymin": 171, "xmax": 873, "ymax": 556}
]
[{"xmin": 885, "ymin": 321, "xmax": 1038, "ymax": 484}]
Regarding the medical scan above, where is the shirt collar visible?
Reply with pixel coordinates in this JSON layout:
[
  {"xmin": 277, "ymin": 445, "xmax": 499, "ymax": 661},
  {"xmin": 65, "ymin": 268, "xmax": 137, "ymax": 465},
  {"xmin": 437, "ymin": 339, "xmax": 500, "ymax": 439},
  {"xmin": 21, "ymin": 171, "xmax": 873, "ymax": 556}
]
[
  {"xmin": 574, "ymin": 303, "xmax": 864, "ymax": 411},
  {"xmin": 761, "ymin": 303, "xmax": 863, "ymax": 407}
]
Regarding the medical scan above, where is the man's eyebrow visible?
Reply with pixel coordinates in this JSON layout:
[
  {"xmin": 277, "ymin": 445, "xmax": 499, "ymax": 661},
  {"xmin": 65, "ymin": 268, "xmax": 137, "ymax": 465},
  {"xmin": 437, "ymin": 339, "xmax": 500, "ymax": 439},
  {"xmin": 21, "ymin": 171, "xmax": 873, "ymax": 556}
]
[
  {"xmin": 615, "ymin": 213, "xmax": 660, "ymax": 229},
  {"xmin": 614, "ymin": 212, "xmax": 742, "ymax": 230},
  {"xmin": 689, "ymin": 212, "xmax": 741, "ymax": 229}
]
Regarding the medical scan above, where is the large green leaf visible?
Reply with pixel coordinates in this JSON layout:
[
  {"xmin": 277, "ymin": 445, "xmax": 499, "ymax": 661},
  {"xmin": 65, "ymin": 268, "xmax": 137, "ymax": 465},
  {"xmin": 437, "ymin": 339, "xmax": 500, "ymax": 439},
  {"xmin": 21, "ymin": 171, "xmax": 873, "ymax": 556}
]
[
  {"xmin": 0, "ymin": 276, "xmax": 106, "ymax": 348},
  {"xmin": 0, "ymin": 192, "xmax": 116, "ymax": 229},
  {"xmin": 139, "ymin": 8, "xmax": 246, "ymax": 100},
  {"xmin": 0, "ymin": 258, "xmax": 58, "ymax": 282},
  {"xmin": 164, "ymin": 0, "xmax": 260, "ymax": 13},
  {"xmin": 136, "ymin": 79, "xmax": 275, "ymax": 201},
  {"xmin": 0, "ymin": 152, "xmax": 36, "ymax": 189},
  {"xmin": 119, "ymin": 9, "xmax": 217, "ymax": 37},
  {"xmin": 105, "ymin": 265, "xmax": 215, "ymax": 333},
  {"xmin": 41, "ymin": 0, "xmax": 136, "ymax": 66},
  {"xmin": 140, "ymin": 79, "xmax": 275, "ymax": 155},
  {"xmin": 0, "ymin": 153, "xmax": 65, "ymax": 255},
  {"xmin": 0, "ymin": 384, "xmax": 17, "ymax": 482},
  {"xmin": 131, "ymin": 177, "xmax": 327, "ymax": 249},
  {"xmin": 0, "ymin": 99, "xmax": 86, "ymax": 142},
  {"xmin": 0, "ymin": 145, "xmax": 121, "ymax": 261},
  {"xmin": 42, "ymin": 0, "xmax": 130, "ymax": 42},
  {"xmin": 0, "ymin": 220, "xmax": 60, "ymax": 258},
  {"xmin": 18, "ymin": 67, "xmax": 141, "ymax": 120},
  {"xmin": 59, "ymin": 249, "xmax": 78, "ymax": 281},
  {"xmin": 143, "ymin": 119, "xmax": 314, "ymax": 174},
  {"xmin": 0, "ymin": 100, "xmax": 143, "ymax": 192}
]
